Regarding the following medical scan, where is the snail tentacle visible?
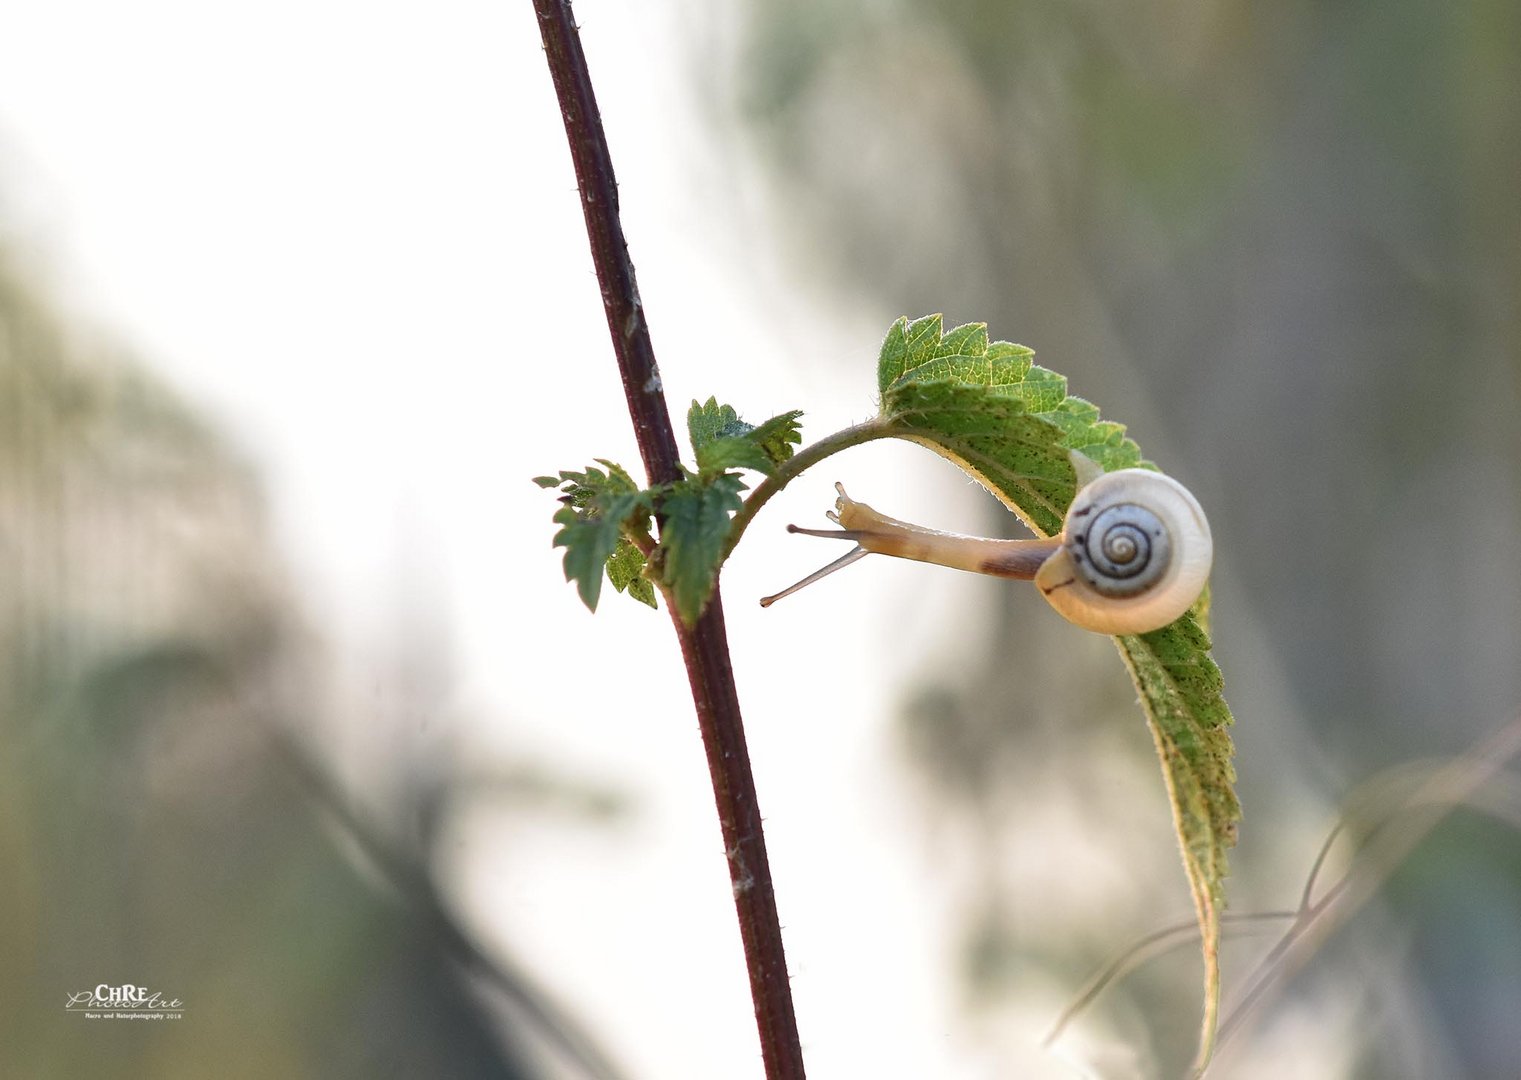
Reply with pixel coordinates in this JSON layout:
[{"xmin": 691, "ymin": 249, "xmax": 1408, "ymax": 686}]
[{"xmin": 759, "ymin": 546, "xmax": 869, "ymax": 608}]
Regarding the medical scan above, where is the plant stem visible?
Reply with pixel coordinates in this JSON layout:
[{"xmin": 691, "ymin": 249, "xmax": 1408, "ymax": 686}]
[
  {"xmin": 530, "ymin": 3, "xmax": 806, "ymax": 1077},
  {"xmin": 724, "ymin": 419, "xmax": 895, "ymax": 558},
  {"xmin": 531, "ymin": 0, "xmax": 680, "ymax": 487}
]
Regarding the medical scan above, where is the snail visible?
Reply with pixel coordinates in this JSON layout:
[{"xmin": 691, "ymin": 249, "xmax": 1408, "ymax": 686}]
[{"xmin": 760, "ymin": 458, "xmax": 1212, "ymax": 635}]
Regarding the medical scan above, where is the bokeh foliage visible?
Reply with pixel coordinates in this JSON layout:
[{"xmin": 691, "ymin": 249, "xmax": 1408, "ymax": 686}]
[{"xmin": 0, "ymin": 253, "xmax": 546, "ymax": 1079}]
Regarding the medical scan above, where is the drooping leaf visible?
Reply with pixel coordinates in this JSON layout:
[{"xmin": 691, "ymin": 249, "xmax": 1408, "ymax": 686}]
[
  {"xmin": 747, "ymin": 410, "xmax": 804, "ymax": 467},
  {"xmin": 688, "ymin": 398, "xmax": 752, "ymax": 452},
  {"xmin": 875, "ymin": 314, "xmax": 1236, "ymax": 1064},
  {"xmin": 656, "ymin": 473, "xmax": 747, "ymax": 625},
  {"xmin": 606, "ymin": 537, "xmax": 657, "ymax": 609},
  {"xmin": 539, "ymin": 463, "xmax": 654, "ymax": 612},
  {"xmin": 1115, "ymin": 621, "xmax": 1237, "ymax": 1064},
  {"xmin": 689, "ymin": 399, "xmax": 805, "ymax": 478},
  {"xmin": 549, "ymin": 491, "xmax": 649, "ymax": 611}
]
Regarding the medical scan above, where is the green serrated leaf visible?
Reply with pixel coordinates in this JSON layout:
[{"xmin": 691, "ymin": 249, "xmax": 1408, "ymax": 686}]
[
  {"xmin": 985, "ymin": 339, "xmax": 1036, "ymax": 376},
  {"xmin": 541, "ymin": 460, "xmax": 641, "ymax": 510},
  {"xmin": 541, "ymin": 462, "xmax": 653, "ymax": 612},
  {"xmin": 748, "ymin": 410, "xmax": 804, "ymax": 466},
  {"xmin": 933, "ymin": 320, "xmax": 987, "ymax": 359},
  {"xmin": 606, "ymin": 537, "xmax": 658, "ymax": 609},
  {"xmin": 877, "ymin": 317, "xmax": 1151, "ymax": 536},
  {"xmin": 657, "ymin": 473, "xmax": 746, "ymax": 624},
  {"xmin": 877, "ymin": 316, "xmax": 911, "ymax": 388},
  {"xmin": 883, "ymin": 381, "xmax": 1076, "ymax": 534},
  {"xmin": 691, "ymin": 403, "xmax": 804, "ymax": 478},
  {"xmin": 698, "ymin": 436, "xmax": 776, "ymax": 477},
  {"xmin": 886, "ymin": 328, "xmax": 1034, "ymax": 391},
  {"xmin": 1006, "ymin": 365, "xmax": 1068, "ymax": 412},
  {"xmin": 594, "ymin": 458, "xmax": 640, "ymax": 492},
  {"xmin": 871, "ymin": 314, "xmax": 1236, "ymax": 1064},
  {"xmin": 627, "ymin": 575, "xmax": 656, "ymax": 608},
  {"xmin": 551, "ymin": 500, "xmax": 622, "ymax": 611},
  {"xmin": 688, "ymin": 398, "xmax": 753, "ymax": 453},
  {"xmin": 902, "ymin": 313, "xmax": 943, "ymax": 368}
]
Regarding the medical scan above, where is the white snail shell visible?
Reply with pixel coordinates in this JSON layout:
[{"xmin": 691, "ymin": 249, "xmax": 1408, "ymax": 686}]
[{"xmin": 1035, "ymin": 469, "xmax": 1212, "ymax": 634}]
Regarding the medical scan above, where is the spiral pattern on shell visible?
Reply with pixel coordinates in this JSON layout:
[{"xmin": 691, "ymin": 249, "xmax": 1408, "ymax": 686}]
[
  {"xmin": 1036, "ymin": 468, "xmax": 1213, "ymax": 635},
  {"xmin": 1071, "ymin": 502, "xmax": 1171, "ymax": 597}
]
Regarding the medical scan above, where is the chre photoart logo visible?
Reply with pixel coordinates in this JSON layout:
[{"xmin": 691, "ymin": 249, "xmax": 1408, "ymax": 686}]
[{"xmin": 65, "ymin": 983, "xmax": 185, "ymax": 1020}]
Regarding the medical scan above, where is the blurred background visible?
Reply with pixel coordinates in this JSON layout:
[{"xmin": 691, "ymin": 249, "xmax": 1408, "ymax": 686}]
[{"xmin": 1, "ymin": 1, "xmax": 1518, "ymax": 1077}]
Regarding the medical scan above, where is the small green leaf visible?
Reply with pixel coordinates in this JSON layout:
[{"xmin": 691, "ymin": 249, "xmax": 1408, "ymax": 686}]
[
  {"xmin": 550, "ymin": 506, "xmax": 617, "ymax": 611},
  {"xmin": 540, "ymin": 461, "xmax": 654, "ymax": 612},
  {"xmin": 748, "ymin": 410, "xmax": 804, "ymax": 467},
  {"xmin": 606, "ymin": 537, "xmax": 657, "ymax": 609},
  {"xmin": 690, "ymin": 402, "xmax": 805, "ymax": 478},
  {"xmin": 688, "ymin": 398, "xmax": 752, "ymax": 452},
  {"xmin": 698, "ymin": 436, "xmax": 776, "ymax": 476},
  {"xmin": 626, "ymin": 572, "xmax": 657, "ymax": 608},
  {"xmin": 596, "ymin": 458, "xmax": 641, "ymax": 491},
  {"xmin": 539, "ymin": 459, "xmax": 641, "ymax": 509},
  {"xmin": 551, "ymin": 490, "xmax": 648, "ymax": 611},
  {"xmin": 540, "ymin": 397, "xmax": 801, "ymax": 619},
  {"xmin": 657, "ymin": 473, "xmax": 746, "ymax": 624}
]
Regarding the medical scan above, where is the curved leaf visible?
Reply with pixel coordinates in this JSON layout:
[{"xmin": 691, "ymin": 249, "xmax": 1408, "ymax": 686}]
[{"xmin": 876, "ymin": 314, "xmax": 1238, "ymax": 1065}]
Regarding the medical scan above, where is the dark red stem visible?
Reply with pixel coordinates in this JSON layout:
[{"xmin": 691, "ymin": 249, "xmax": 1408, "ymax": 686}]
[
  {"xmin": 529, "ymin": 3, "xmax": 805, "ymax": 1077},
  {"xmin": 530, "ymin": 0, "xmax": 679, "ymax": 486}
]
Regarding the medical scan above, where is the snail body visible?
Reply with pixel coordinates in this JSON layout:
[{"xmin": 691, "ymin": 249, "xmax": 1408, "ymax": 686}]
[{"xmin": 761, "ymin": 466, "xmax": 1212, "ymax": 635}]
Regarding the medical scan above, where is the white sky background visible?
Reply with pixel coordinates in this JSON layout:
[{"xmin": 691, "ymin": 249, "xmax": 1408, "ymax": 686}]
[{"xmin": 0, "ymin": 2, "xmax": 1098, "ymax": 1077}]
